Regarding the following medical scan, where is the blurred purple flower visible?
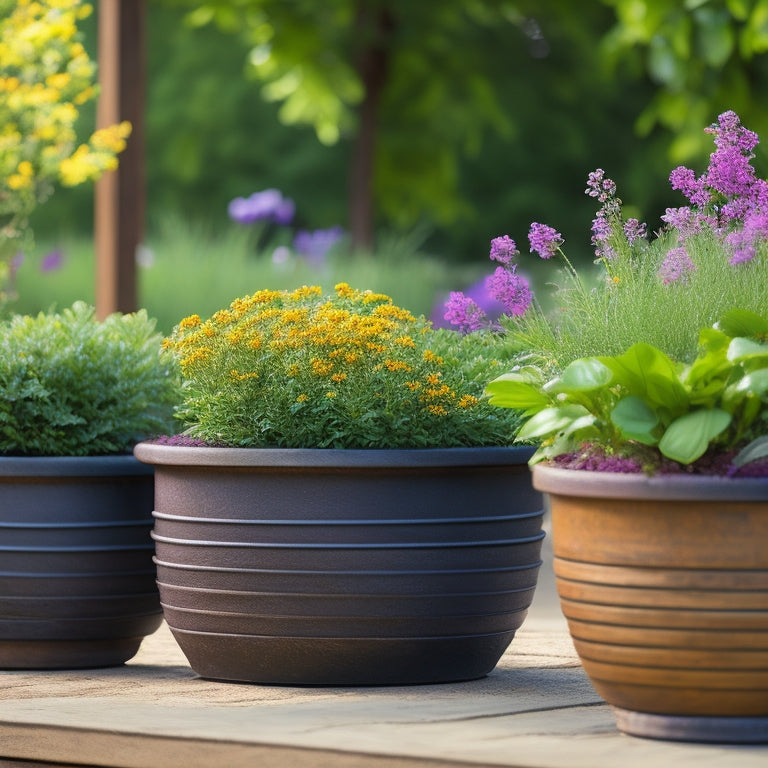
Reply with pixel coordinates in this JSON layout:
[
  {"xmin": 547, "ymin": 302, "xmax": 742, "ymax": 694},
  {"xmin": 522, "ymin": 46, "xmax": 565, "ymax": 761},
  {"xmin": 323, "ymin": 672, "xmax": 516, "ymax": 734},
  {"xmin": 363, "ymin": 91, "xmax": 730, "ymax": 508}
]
[
  {"xmin": 658, "ymin": 247, "xmax": 695, "ymax": 285},
  {"xmin": 528, "ymin": 222, "xmax": 563, "ymax": 259},
  {"xmin": 486, "ymin": 266, "xmax": 532, "ymax": 316},
  {"xmin": 40, "ymin": 249, "xmax": 63, "ymax": 273},
  {"xmin": 293, "ymin": 226, "xmax": 345, "ymax": 266},
  {"xmin": 228, "ymin": 189, "xmax": 295, "ymax": 226},
  {"xmin": 443, "ymin": 292, "xmax": 487, "ymax": 333}
]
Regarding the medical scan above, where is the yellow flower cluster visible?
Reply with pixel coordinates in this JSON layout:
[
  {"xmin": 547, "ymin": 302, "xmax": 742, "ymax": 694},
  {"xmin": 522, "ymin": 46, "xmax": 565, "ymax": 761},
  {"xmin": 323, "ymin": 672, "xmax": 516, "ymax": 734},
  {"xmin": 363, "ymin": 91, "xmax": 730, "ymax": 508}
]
[
  {"xmin": 166, "ymin": 284, "xmax": 483, "ymax": 429},
  {"xmin": 0, "ymin": 0, "xmax": 131, "ymax": 301}
]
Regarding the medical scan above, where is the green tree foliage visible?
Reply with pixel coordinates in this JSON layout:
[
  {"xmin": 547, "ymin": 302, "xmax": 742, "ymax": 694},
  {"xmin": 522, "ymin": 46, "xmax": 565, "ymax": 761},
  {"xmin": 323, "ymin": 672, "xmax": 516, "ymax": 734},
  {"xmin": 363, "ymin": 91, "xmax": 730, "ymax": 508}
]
[{"xmin": 600, "ymin": 0, "xmax": 768, "ymax": 162}]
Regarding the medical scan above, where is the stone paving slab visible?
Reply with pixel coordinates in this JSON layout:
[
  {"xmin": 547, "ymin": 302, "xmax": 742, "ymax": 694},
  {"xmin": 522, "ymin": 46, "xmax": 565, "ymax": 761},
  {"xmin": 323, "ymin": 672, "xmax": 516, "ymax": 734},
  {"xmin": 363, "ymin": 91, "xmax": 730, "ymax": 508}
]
[{"xmin": 1, "ymin": 618, "xmax": 767, "ymax": 768}]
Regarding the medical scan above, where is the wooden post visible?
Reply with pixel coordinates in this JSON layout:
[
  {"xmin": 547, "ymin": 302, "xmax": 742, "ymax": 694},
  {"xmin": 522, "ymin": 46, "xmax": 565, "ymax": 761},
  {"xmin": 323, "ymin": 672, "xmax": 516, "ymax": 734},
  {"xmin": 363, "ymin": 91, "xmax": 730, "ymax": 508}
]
[{"xmin": 94, "ymin": 0, "xmax": 146, "ymax": 318}]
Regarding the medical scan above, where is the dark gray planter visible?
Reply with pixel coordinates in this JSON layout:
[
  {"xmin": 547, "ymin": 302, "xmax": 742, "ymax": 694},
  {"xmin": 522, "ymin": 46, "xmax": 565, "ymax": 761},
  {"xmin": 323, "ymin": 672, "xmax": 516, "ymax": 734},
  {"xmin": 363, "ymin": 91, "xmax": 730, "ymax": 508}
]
[
  {"xmin": 134, "ymin": 443, "xmax": 544, "ymax": 685},
  {"xmin": 0, "ymin": 455, "xmax": 163, "ymax": 669}
]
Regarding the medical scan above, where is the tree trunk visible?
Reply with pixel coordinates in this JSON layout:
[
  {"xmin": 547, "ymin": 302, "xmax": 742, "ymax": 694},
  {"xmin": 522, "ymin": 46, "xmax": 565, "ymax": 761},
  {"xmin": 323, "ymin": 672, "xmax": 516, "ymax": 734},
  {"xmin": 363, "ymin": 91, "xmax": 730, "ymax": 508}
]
[{"xmin": 348, "ymin": 5, "xmax": 394, "ymax": 252}]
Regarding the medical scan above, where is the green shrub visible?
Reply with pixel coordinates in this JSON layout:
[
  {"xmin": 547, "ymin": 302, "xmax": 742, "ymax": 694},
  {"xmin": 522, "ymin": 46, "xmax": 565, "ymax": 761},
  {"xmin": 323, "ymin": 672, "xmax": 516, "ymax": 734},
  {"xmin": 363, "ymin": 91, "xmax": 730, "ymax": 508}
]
[
  {"xmin": 166, "ymin": 284, "xmax": 520, "ymax": 448},
  {"xmin": 0, "ymin": 302, "xmax": 178, "ymax": 456}
]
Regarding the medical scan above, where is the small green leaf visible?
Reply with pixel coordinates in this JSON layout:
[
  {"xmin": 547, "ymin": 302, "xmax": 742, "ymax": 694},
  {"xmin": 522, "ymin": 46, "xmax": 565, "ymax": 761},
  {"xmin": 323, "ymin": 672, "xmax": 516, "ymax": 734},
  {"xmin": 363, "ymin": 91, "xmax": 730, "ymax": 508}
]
[
  {"xmin": 485, "ymin": 373, "xmax": 551, "ymax": 411},
  {"xmin": 733, "ymin": 369, "xmax": 768, "ymax": 396},
  {"xmin": 516, "ymin": 405, "xmax": 592, "ymax": 441},
  {"xmin": 718, "ymin": 308, "xmax": 768, "ymax": 338},
  {"xmin": 557, "ymin": 358, "xmax": 613, "ymax": 391},
  {"xmin": 601, "ymin": 343, "xmax": 688, "ymax": 411},
  {"xmin": 611, "ymin": 396, "xmax": 660, "ymax": 445},
  {"xmin": 658, "ymin": 408, "xmax": 732, "ymax": 464},
  {"xmin": 727, "ymin": 337, "xmax": 768, "ymax": 362},
  {"xmin": 733, "ymin": 436, "xmax": 768, "ymax": 467}
]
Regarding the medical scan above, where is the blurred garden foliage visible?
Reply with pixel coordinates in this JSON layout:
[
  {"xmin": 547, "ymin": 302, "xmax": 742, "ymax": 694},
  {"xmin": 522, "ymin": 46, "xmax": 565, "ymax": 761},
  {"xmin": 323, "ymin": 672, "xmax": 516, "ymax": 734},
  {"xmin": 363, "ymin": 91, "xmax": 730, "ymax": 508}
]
[{"xmin": 28, "ymin": 0, "xmax": 768, "ymax": 268}]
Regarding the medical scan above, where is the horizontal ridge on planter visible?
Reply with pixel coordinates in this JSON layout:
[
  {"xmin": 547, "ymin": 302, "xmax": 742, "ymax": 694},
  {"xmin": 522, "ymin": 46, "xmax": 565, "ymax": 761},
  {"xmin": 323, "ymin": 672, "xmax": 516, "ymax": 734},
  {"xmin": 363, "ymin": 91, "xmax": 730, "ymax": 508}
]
[
  {"xmin": 533, "ymin": 463, "xmax": 768, "ymax": 739},
  {"xmin": 0, "ymin": 454, "xmax": 162, "ymax": 669},
  {"xmin": 135, "ymin": 443, "xmax": 544, "ymax": 684}
]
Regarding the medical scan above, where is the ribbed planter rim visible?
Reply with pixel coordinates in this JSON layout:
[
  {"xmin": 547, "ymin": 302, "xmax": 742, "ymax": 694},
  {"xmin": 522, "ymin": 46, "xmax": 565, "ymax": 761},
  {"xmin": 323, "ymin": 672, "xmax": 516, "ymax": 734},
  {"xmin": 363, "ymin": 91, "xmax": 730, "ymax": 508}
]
[
  {"xmin": 134, "ymin": 443, "xmax": 534, "ymax": 469},
  {"xmin": 0, "ymin": 454, "xmax": 151, "ymax": 478},
  {"xmin": 532, "ymin": 463, "xmax": 768, "ymax": 502}
]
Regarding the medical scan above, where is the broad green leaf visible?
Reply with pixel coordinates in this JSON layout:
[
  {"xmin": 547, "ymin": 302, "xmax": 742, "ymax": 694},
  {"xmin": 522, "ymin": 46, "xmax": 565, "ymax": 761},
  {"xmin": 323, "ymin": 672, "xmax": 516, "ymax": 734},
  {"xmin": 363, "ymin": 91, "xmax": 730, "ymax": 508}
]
[
  {"xmin": 600, "ymin": 343, "xmax": 688, "ymax": 410},
  {"xmin": 718, "ymin": 308, "xmax": 768, "ymax": 338},
  {"xmin": 485, "ymin": 373, "xmax": 551, "ymax": 411},
  {"xmin": 658, "ymin": 408, "xmax": 732, "ymax": 464},
  {"xmin": 516, "ymin": 405, "xmax": 592, "ymax": 441},
  {"xmin": 727, "ymin": 337, "xmax": 768, "ymax": 362},
  {"xmin": 733, "ymin": 436, "xmax": 768, "ymax": 467},
  {"xmin": 556, "ymin": 357, "xmax": 613, "ymax": 392},
  {"xmin": 732, "ymin": 369, "xmax": 768, "ymax": 396},
  {"xmin": 611, "ymin": 396, "xmax": 659, "ymax": 445}
]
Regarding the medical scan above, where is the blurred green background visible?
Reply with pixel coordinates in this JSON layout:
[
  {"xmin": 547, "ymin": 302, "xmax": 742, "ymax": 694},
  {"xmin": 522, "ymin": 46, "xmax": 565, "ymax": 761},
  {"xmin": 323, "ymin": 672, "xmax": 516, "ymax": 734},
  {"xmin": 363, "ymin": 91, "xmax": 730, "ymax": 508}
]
[{"xmin": 12, "ymin": 0, "xmax": 768, "ymax": 331}]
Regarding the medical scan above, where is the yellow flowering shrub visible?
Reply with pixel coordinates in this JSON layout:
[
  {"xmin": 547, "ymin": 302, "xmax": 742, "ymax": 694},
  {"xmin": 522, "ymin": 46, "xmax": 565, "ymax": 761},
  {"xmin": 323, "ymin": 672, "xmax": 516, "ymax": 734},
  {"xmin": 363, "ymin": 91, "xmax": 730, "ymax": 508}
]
[
  {"xmin": 0, "ymin": 0, "xmax": 131, "ymax": 303},
  {"xmin": 165, "ymin": 284, "xmax": 521, "ymax": 448}
]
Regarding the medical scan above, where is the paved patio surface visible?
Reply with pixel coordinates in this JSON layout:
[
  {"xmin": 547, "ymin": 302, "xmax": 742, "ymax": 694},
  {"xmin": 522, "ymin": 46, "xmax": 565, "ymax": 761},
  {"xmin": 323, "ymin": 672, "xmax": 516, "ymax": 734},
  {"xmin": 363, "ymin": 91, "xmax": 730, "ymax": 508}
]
[{"xmin": 0, "ymin": 527, "xmax": 766, "ymax": 768}]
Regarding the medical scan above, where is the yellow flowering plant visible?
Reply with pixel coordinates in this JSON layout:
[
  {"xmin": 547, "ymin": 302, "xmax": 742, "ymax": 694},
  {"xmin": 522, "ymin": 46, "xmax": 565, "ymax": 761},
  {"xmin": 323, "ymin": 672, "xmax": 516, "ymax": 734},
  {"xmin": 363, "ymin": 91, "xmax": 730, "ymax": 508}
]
[
  {"xmin": 164, "ymin": 283, "xmax": 521, "ymax": 448},
  {"xmin": 0, "ymin": 0, "xmax": 131, "ymax": 304}
]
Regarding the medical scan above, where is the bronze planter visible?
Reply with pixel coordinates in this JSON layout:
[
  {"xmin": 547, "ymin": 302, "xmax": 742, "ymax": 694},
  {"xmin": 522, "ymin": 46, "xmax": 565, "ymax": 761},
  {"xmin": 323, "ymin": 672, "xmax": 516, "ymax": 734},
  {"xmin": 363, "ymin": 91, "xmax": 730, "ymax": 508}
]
[
  {"xmin": 134, "ymin": 443, "xmax": 544, "ymax": 685},
  {"xmin": 533, "ymin": 463, "xmax": 768, "ymax": 743},
  {"xmin": 0, "ymin": 456, "xmax": 163, "ymax": 668}
]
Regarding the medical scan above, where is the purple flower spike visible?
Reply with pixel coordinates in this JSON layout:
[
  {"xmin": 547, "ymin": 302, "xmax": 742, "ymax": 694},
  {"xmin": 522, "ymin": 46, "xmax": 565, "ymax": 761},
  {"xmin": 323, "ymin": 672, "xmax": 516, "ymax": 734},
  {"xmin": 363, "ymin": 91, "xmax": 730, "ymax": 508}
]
[
  {"xmin": 528, "ymin": 222, "xmax": 563, "ymax": 259},
  {"xmin": 585, "ymin": 169, "xmax": 616, "ymax": 202},
  {"xmin": 658, "ymin": 246, "xmax": 695, "ymax": 285},
  {"xmin": 486, "ymin": 266, "xmax": 532, "ymax": 316},
  {"xmin": 443, "ymin": 292, "xmax": 488, "ymax": 333},
  {"xmin": 489, "ymin": 235, "xmax": 518, "ymax": 264},
  {"xmin": 623, "ymin": 218, "xmax": 647, "ymax": 245}
]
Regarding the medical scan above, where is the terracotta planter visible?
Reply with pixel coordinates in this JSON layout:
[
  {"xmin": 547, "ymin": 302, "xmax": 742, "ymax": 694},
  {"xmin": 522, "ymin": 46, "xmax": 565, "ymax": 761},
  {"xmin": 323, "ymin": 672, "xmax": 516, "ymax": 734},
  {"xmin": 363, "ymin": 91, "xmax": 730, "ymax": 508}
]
[
  {"xmin": 0, "ymin": 455, "xmax": 163, "ymax": 669},
  {"xmin": 134, "ymin": 443, "xmax": 543, "ymax": 685},
  {"xmin": 533, "ymin": 463, "xmax": 768, "ymax": 743}
]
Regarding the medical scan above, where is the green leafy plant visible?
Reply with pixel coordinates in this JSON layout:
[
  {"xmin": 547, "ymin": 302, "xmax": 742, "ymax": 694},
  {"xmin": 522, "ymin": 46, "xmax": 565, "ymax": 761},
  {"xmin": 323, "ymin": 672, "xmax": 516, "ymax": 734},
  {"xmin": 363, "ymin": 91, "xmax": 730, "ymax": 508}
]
[
  {"xmin": 0, "ymin": 302, "xmax": 178, "ymax": 456},
  {"xmin": 487, "ymin": 308, "xmax": 768, "ymax": 473},
  {"xmin": 163, "ymin": 283, "xmax": 520, "ymax": 448},
  {"xmin": 444, "ymin": 111, "xmax": 768, "ymax": 370}
]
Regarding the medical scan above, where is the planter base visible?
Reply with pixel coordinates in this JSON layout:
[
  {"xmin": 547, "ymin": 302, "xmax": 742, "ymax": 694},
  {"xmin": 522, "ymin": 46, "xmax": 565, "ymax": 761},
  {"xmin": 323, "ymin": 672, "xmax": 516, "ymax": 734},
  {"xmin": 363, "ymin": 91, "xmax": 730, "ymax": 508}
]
[
  {"xmin": 0, "ymin": 630, "xmax": 160, "ymax": 669},
  {"xmin": 169, "ymin": 628, "xmax": 517, "ymax": 685},
  {"xmin": 613, "ymin": 708, "xmax": 768, "ymax": 744}
]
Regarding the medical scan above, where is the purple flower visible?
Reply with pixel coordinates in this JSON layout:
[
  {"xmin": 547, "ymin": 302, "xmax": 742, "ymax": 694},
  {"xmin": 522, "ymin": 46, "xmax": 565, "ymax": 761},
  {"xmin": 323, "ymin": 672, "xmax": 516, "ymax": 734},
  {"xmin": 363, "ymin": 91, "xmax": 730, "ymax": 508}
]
[
  {"xmin": 228, "ymin": 189, "xmax": 295, "ymax": 226},
  {"xmin": 489, "ymin": 235, "xmax": 518, "ymax": 264},
  {"xmin": 590, "ymin": 211, "xmax": 615, "ymax": 259},
  {"xmin": 585, "ymin": 169, "xmax": 616, "ymax": 202},
  {"xmin": 623, "ymin": 218, "xmax": 647, "ymax": 245},
  {"xmin": 706, "ymin": 144, "xmax": 756, "ymax": 201},
  {"xmin": 292, "ymin": 226, "xmax": 345, "ymax": 265},
  {"xmin": 485, "ymin": 266, "xmax": 532, "ymax": 317},
  {"xmin": 40, "ymin": 249, "xmax": 63, "ymax": 272},
  {"xmin": 528, "ymin": 222, "xmax": 563, "ymax": 259},
  {"xmin": 725, "ymin": 211, "xmax": 768, "ymax": 265},
  {"xmin": 443, "ymin": 292, "xmax": 487, "ymax": 333},
  {"xmin": 658, "ymin": 247, "xmax": 696, "ymax": 285}
]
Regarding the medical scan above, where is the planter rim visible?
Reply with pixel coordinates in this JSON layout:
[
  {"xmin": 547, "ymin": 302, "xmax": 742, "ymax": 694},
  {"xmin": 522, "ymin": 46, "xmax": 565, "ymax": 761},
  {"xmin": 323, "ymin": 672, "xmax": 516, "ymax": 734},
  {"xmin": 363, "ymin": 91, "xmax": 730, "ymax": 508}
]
[
  {"xmin": 532, "ymin": 462, "xmax": 768, "ymax": 501},
  {"xmin": 133, "ymin": 443, "xmax": 534, "ymax": 469},
  {"xmin": 0, "ymin": 453, "xmax": 152, "ymax": 478}
]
